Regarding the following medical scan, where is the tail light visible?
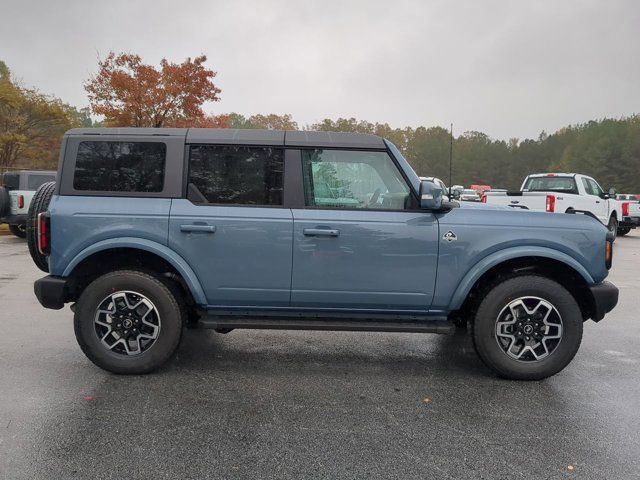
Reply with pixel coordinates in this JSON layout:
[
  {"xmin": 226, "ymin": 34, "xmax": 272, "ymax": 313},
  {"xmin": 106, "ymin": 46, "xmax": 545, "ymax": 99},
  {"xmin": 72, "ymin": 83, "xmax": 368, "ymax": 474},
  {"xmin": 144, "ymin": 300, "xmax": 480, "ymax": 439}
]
[
  {"xmin": 37, "ymin": 212, "xmax": 50, "ymax": 255},
  {"xmin": 545, "ymin": 195, "xmax": 556, "ymax": 212},
  {"xmin": 481, "ymin": 194, "xmax": 487, "ymax": 203},
  {"xmin": 622, "ymin": 202, "xmax": 629, "ymax": 217},
  {"xmin": 18, "ymin": 195, "xmax": 24, "ymax": 209}
]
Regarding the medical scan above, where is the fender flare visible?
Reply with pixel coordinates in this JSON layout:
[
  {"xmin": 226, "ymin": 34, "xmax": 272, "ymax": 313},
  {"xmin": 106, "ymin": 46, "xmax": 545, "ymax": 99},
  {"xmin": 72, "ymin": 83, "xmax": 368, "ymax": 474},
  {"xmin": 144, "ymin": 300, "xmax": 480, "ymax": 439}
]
[
  {"xmin": 62, "ymin": 237, "xmax": 207, "ymax": 305},
  {"xmin": 448, "ymin": 246, "xmax": 594, "ymax": 310}
]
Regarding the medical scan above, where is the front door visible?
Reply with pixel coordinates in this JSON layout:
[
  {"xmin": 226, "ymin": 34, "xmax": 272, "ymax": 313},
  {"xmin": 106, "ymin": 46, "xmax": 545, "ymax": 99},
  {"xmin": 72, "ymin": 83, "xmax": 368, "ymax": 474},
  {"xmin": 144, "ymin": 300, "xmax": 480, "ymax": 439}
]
[
  {"xmin": 582, "ymin": 177, "xmax": 608, "ymax": 223},
  {"xmin": 169, "ymin": 144, "xmax": 292, "ymax": 308},
  {"xmin": 291, "ymin": 149, "xmax": 439, "ymax": 312}
]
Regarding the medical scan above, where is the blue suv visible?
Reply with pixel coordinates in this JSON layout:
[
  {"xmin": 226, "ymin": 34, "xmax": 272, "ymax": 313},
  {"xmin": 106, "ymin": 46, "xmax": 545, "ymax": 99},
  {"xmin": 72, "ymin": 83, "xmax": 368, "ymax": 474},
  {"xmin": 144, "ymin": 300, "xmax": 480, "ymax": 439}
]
[{"xmin": 30, "ymin": 128, "xmax": 618, "ymax": 379}]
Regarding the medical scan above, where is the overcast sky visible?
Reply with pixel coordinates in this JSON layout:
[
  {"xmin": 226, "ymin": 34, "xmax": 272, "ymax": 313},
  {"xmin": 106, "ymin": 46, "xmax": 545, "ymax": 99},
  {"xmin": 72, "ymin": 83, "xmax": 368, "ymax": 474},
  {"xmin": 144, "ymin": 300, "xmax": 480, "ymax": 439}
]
[{"xmin": 1, "ymin": 0, "xmax": 639, "ymax": 140}]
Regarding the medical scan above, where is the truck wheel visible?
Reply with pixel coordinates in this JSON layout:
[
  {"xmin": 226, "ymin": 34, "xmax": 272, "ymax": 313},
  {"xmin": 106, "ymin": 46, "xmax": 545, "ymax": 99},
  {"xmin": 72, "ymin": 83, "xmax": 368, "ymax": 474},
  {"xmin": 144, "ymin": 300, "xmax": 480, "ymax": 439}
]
[
  {"xmin": 9, "ymin": 224, "xmax": 26, "ymax": 238},
  {"xmin": 617, "ymin": 227, "xmax": 631, "ymax": 237},
  {"xmin": 0, "ymin": 186, "xmax": 9, "ymax": 217},
  {"xmin": 74, "ymin": 270, "xmax": 185, "ymax": 374},
  {"xmin": 472, "ymin": 275, "xmax": 583, "ymax": 380},
  {"xmin": 607, "ymin": 216, "xmax": 618, "ymax": 242},
  {"xmin": 26, "ymin": 181, "xmax": 56, "ymax": 272}
]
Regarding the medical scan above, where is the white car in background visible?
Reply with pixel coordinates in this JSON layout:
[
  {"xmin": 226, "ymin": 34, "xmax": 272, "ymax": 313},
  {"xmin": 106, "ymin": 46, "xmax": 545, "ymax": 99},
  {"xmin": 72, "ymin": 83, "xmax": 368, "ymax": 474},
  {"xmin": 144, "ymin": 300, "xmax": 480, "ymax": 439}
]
[
  {"xmin": 615, "ymin": 194, "xmax": 640, "ymax": 236},
  {"xmin": 459, "ymin": 189, "xmax": 481, "ymax": 202},
  {"xmin": 0, "ymin": 170, "xmax": 56, "ymax": 237},
  {"xmin": 483, "ymin": 173, "xmax": 627, "ymax": 239}
]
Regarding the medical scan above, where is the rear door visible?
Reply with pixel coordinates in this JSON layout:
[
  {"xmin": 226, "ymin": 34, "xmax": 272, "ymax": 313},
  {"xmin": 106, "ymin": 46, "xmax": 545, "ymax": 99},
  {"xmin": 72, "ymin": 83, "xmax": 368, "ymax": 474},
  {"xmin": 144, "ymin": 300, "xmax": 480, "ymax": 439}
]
[
  {"xmin": 290, "ymin": 148, "xmax": 439, "ymax": 312},
  {"xmin": 168, "ymin": 144, "xmax": 293, "ymax": 308}
]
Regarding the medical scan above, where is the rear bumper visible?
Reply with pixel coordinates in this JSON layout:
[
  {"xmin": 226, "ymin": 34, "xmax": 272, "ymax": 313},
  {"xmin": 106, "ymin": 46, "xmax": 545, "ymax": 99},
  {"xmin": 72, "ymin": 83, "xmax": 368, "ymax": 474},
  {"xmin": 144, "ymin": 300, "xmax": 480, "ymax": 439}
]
[
  {"xmin": 589, "ymin": 281, "xmax": 619, "ymax": 322},
  {"xmin": 619, "ymin": 216, "xmax": 640, "ymax": 228},
  {"xmin": 34, "ymin": 275, "xmax": 67, "ymax": 310},
  {"xmin": 0, "ymin": 214, "xmax": 27, "ymax": 225}
]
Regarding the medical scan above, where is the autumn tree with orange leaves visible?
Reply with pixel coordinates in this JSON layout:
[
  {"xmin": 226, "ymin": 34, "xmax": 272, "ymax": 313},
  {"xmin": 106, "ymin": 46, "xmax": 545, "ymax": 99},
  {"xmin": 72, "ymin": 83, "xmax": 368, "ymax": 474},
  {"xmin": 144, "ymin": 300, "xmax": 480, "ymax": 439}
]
[{"xmin": 85, "ymin": 52, "xmax": 223, "ymax": 128}]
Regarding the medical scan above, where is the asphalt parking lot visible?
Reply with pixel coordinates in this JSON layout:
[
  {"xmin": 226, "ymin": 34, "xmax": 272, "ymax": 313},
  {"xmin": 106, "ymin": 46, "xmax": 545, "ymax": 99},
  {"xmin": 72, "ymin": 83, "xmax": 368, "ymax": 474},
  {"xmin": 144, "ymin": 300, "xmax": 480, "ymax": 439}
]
[{"xmin": 0, "ymin": 232, "xmax": 639, "ymax": 479}]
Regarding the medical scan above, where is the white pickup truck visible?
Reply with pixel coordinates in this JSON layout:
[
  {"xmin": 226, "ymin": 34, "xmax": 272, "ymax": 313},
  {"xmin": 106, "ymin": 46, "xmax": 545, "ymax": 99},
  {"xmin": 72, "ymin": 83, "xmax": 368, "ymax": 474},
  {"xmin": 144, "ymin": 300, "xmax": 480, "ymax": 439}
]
[
  {"xmin": 483, "ymin": 173, "xmax": 633, "ymax": 239},
  {"xmin": 0, "ymin": 170, "xmax": 57, "ymax": 237},
  {"xmin": 616, "ymin": 194, "xmax": 640, "ymax": 237}
]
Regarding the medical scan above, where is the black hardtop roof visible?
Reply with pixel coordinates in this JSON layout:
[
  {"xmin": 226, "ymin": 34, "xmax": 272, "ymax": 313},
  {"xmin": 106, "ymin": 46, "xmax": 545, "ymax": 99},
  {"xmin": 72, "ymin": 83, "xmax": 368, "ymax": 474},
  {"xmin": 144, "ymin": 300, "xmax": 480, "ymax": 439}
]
[{"xmin": 65, "ymin": 128, "xmax": 387, "ymax": 149}]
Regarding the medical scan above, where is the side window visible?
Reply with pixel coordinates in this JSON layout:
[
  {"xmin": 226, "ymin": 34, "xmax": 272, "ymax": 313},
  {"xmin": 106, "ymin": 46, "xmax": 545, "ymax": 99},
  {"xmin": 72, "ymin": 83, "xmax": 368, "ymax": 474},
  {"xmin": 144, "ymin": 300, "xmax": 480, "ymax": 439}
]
[
  {"xmin": 188, "ymin": 145, "xmax": 284, "ymax": 206},
  {"xmin": 301, "ymin": 149, "xmax": 411, "ymax": 210},
  {"xmin": 27, "ymin": 174, "xmax": 55, "ymax": 190},
  {"xmin": 581, "ymin": 178, "xmax": 602, "ymax": 196},
  {"xmin": 73, "ymin": 141, "xmax": 166, "ymax": 192},
  {"xmin": 588, "ymin": 179, "xmax": 604, "ymax": 197},
  {"xmin": 581, "ymin": 178, "xmax": 593, "ymax": 195}
]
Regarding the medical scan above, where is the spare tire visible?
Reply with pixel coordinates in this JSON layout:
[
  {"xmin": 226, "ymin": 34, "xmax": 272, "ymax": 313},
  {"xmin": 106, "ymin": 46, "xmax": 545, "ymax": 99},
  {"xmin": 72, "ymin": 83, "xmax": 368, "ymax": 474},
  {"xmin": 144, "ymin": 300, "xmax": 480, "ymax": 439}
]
[
  {"xmin": 0, "ymin": 186, "xmax": 9, "ymax": 218},
  {"xmin": 27, "ymin": 181, "xmax": 56, "ymax": 272}
]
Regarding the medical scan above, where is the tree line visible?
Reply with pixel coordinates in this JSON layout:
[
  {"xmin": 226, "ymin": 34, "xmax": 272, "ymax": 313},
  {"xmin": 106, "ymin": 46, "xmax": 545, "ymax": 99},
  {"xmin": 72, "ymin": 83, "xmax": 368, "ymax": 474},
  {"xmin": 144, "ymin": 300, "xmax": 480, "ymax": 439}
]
[
  {"xmin": 1, "ymin": 53, "xmax": 639, "ymax": 193},
  {"xmin": 209, "ymin": 113, "xmax": 640, "ymax": 194}
]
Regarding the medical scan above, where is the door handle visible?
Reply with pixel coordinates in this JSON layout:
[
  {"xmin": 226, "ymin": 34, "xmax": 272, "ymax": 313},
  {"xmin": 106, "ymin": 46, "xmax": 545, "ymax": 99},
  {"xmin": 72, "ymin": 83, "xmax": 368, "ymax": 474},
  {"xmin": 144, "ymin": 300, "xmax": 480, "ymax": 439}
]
[
  {"xmin": 180, "ymin": 224, "xmax": 216, "ymax": 233},
  {"xmin": 303, "ymin": 228, "xmax": 340, "ymax": 237},
  {"xmin": 596, "ymin": 200, "xmax": 600, "ymax": 204}
]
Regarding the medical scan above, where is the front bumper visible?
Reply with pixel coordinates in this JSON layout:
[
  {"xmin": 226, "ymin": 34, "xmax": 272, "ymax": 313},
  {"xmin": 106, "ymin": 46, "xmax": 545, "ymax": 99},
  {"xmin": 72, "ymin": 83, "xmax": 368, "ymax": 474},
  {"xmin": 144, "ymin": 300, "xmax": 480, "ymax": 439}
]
[
  {"xmin": 589, "ymin": 281, "xmax": 619, "ymax": 322},
  {"xmin": 0, "ymin": 214, "xmax": 27, "ymax": 225},
  {"xmin": 34, "ymin": 275, "xmax": 67, "ymax": 310},
  {"xmin": 619, "ymin": 216, "xmax": 640, "ymax": 228}
]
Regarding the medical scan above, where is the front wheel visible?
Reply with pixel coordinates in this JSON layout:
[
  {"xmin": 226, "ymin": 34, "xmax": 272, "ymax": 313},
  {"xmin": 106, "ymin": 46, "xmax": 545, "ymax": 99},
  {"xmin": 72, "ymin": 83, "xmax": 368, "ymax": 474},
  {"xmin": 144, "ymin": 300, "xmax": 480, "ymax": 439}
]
[
  {"xmin": 9, "ymin": 224, "xmax": 26, "ymax": 238},
  {"xmin": 472, "ymin": 275, "xmax": 583, "ymax": 380},
  {"xmin": 74, "ymin": 270, "xmax": 185, "ymax": 374}
]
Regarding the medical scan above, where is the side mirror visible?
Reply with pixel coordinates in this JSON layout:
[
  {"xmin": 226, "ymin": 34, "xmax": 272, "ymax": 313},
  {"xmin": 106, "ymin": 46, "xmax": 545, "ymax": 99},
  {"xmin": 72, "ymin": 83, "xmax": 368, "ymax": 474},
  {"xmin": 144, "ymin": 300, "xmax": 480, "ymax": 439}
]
[
  {"xmin": 608, "ymin": 187, "xmax": 616, "ymax": 198},
  {"xmin": 419, "ymin": 180, "xmax": 443, "ymax": 210}
]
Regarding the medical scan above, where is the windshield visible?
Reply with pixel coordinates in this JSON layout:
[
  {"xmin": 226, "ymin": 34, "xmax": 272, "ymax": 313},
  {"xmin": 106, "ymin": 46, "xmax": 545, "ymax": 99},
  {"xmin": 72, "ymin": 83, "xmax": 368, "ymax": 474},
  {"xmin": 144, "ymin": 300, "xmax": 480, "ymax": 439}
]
[{"xmin": 523, "ymin": 176, "xmax": 578, "ymax": 194}]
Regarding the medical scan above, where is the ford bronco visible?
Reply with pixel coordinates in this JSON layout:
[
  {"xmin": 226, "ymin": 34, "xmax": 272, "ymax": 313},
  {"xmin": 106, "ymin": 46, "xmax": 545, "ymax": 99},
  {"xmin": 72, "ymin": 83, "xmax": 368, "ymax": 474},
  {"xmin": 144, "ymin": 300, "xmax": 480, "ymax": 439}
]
[{"xmin": 30, "ymin": 128, "xmax": 618, "ymax": 379}]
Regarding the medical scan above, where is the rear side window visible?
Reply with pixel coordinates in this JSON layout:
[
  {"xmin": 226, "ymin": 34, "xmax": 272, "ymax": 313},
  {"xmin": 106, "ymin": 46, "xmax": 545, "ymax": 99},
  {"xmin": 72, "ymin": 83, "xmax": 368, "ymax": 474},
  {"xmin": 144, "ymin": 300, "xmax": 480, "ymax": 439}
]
[
  {"xmin": 73, "ymin": 141, "xmax": 166, "ymax": 192},
  {"xmin": 188, "ymin": 145, "xmax": 284, "ymax": 206}
]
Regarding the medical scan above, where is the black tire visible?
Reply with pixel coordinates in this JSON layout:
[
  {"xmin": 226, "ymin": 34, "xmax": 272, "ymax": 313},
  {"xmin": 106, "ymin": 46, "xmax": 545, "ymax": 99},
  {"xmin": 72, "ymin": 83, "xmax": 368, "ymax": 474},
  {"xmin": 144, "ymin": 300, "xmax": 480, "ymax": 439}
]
[
  {"xmin": 27, "ymin": 181, "xmax": 56, "ymax": 272},
  {"xmin": 472, "ymin": 275, "xmax": 583, "ymax": 381},
  {"xmin": 607, "ymin": 216, "xmax": 618, "ymax": 242},
  {"xmin": 74, "ymin": 270, "xmax": 185, "ymax": 374},
  {"xmin": 0, "ymin": 186, "xmax": 9, "ymax": 217},
  {"xmin": 617, "ymin": 227, "xmax": 631, "ymax": 237},
  {"xmin": 9, "ymin": 224, "xmax": 26, "ymax": 238}
]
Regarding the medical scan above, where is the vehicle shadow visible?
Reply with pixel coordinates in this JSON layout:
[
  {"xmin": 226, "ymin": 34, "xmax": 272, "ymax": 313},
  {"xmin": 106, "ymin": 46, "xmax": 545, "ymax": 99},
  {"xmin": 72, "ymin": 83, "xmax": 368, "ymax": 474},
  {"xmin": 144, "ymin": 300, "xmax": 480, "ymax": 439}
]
[{"xmin": 170, "ymin": 326, "xmax": 495, "ymax": 380}]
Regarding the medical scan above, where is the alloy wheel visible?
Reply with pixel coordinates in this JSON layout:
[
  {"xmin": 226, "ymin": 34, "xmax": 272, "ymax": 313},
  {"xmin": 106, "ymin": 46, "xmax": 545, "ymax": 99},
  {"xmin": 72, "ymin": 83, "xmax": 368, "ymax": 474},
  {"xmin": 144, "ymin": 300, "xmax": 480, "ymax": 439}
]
[
  {"xmin": 93, "ymin": 291, "xmax": 161, "ymax": 356},
  {"xmin": 495, "ymin": 296, "xmax": 563, "ymax": 362}
]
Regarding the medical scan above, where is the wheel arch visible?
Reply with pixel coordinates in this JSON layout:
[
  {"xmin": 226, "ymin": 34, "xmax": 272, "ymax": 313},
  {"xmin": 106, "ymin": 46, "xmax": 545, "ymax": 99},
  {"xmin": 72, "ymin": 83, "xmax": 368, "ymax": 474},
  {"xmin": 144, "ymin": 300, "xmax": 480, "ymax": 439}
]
[
  {"xmin": 62, "ymin": 238, "xmax": 207, "ymax": 305},
  {"xmin": 449, "ymin": 247, "xmax": 596, "ymax": 321}
]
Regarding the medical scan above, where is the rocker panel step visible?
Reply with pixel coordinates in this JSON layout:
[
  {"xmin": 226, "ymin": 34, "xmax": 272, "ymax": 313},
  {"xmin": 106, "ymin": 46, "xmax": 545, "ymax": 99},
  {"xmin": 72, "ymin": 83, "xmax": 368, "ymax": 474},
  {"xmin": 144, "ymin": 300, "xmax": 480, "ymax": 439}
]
[{"xmin": 197, "ymin": 316, "xmax": 455, "ymax": 334}]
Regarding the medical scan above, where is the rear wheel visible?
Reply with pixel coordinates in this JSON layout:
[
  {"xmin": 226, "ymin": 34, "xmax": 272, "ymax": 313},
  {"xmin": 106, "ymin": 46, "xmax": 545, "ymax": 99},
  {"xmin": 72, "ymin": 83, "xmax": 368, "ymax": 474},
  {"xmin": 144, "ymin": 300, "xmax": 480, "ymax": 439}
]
[
  {"xmin": 607, "ymin": 216, "xmax": 618, "ymax": 242},
  {"xmin": 472, "ymin": 275, "xmax": 583, "ymax": 380},
  {"xmin": 9, "ymin": 224, "xmax": 26, "ymax": 238},
  {"xmin": 74, "ymin": 270, "xmax": 185, "ymax": 374},
  {"xmin": 27, "ymin": 181, "xmax": 56, "ymax": 272},
  {"xmin": 617, "ymin": 227, "xmax": 631, "ymax": 237}
]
